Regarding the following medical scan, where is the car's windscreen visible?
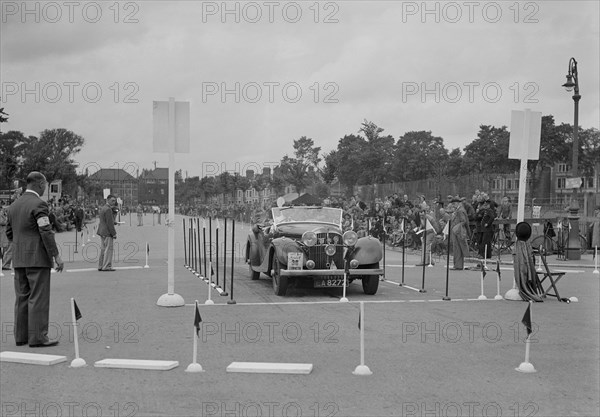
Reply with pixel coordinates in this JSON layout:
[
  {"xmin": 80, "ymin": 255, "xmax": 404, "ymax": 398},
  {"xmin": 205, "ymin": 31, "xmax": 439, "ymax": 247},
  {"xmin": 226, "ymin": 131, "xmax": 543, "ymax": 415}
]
[{"xmin": 271, "ymin": 207, "xmax": 342, "ymax": 226}]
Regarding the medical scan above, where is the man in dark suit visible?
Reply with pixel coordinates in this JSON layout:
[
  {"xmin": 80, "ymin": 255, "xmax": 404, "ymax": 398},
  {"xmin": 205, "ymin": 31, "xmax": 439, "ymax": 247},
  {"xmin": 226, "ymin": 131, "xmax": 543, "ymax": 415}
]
[
  {"xmin": 6, "ymin": 172, "xmax": 64, "ymax": 347},
  {"xmin": 98, "ymin": 194, "xmax": 117, "ymax": 271}
]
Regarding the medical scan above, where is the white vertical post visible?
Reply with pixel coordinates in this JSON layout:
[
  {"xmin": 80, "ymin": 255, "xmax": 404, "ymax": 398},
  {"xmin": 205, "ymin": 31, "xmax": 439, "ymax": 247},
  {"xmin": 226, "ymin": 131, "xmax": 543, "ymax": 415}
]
[
  {"xmin": 69, "ymin": 298, "xmax": 86, "ymax": 368},
  {"xmin": 516, "ymin": 301, "xmax": 536, "ymax": 373},
  {"xmin": 157, "ymin": 97, "xmax": 184, "ymax": 307},
  {"xmin": 205, "ymin": 261, "xmax": 214, "ymax": 305},
  {"xmin": 352, "ymin": 301, "xmax": 372, "ymax": 375},
  {"xmin": 594, "ymin": 247, "xmax": 599, "ymax": 274},
  {"xmin": 185, "ymin": 300, "xmax": 204, "ymax": 373}
]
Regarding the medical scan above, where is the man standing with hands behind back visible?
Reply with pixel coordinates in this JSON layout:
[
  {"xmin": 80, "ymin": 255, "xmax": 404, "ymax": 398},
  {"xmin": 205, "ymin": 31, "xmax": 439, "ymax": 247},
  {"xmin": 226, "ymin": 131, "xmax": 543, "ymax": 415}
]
[
  {"xmin": 98, "ymin": 194, "xmax": 118, "ymax": 272},
  {"xmin": 6, "ymin": 172, "xmax": 64, "ymax": 347}
]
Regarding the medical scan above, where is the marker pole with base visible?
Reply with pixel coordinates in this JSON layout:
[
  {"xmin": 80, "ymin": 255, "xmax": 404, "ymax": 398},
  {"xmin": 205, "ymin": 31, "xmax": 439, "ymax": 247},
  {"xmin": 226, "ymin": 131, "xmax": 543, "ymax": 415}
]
[
  {"xmin": 443, "ymin": 220, "xmax": 451, "ymax": 301},
  {"xmin": 183, "ymin": 218, "xmax": 188, "ymax": 268},
  {"xmin": 401, "ymin": 231, "xmax": 405, "ymax": 286},
  {"xmin": 156, "ymin": 97, "xmax": 185, "ymax": 307},
  {"xmin": 144, "ymin": 243, "xmax": 149, "ymax": 268},
  {"xmin": 185, "ymin": 300, "xmax": 204, "ymax": 373},
  {"xmin": 197, "ymin": 218, "xmax": 203, "ymax": 277},
  {"xmin": 70, "ymin": 298, "xmax": 86, "ymax": 368},
  {"xmin": 478, "ymin": 267, "xmax": 487, "ymax": 300},
  {"xmin": 340, "ymin": 261, "xmax": 349, "ymax": 303},
  {"xmin": 353, "ymin": 301, "xmax": 372, "ymax": 376},
  {"xmin": 505, "ymin": 160, "xmax": 528, "ymax": 300},
  {"xmin": 205, "ymin": 261, "xmax": 214, "ymax": 305},
  {"xmin": 227, "ymin": 219, "xmax": 236, "ymax": 305},
  {"xmin": 419, "ymin": 230, "xmax": 427, "ymax": 293},
  {"xmin": 221, "ymin": 218, "xmax": 229, "ymax": 296},
  {"xmin": 593, "ymin": 246, "xmax": 598, "ymax": 274},
  {"xmin": 506, "ymin": 108, "xmax": 541, "ymax": 301},
  {"xmin": 494, "ymin": 261, "xmax": 503, "ymax": 300},
  {"xmin": 516, "ymin": 301, "xmax": 536, "ymax": 373}
]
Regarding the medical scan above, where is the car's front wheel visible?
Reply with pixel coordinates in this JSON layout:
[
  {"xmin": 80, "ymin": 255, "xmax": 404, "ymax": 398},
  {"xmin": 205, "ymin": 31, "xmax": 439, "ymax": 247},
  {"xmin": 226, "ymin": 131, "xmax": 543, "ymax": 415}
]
[
  {"xmin": 360, "ymin": 263, "xmax": 380, "ymax": 295},
  {"xmin": 271, "ymin": 256, "xmax": 289, "ymax": 296}
]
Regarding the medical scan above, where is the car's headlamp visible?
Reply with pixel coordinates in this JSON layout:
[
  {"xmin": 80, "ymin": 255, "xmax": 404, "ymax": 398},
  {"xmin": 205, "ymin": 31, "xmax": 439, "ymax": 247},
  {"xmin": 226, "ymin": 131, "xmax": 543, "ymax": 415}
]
[
  {"xmin": 325, "ymin": 244, "xmax": 336, "ymax": 256},
  {"xmin": 301, "ymin": 231, "xmax": 317, "ymax": 247},
  {"xmin": 343, "ymin": 231, "xmax": 358, "ymax": 246}
]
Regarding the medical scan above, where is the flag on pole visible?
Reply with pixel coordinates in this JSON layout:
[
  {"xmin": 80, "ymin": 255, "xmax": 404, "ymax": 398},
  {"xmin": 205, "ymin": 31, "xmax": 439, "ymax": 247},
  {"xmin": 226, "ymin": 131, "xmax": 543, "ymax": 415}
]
[
  {"xmin": 147, "ymin": 243, "xmax": 150, "ymax": 255},
  {"xmin": 194, "ymin": 302, "xmax": 202, "ymax": 337},
  {"xmin": 521, "ymin": 304, "xmax": 532, "ymax": 337},
  {"xmin": 74, "ymin": 300, "xmax": 82, "ymax": 321},
  {"xmin": 358, "ymin": 310, "xmax": 361, "ymax": 330},
  {"xmin": 442, "ymin": 221, "xmax": 449, "ymax": 238},
  {"xmin": 216, "ymin": 217, "xmax": 221, "ymax": 229},
  {"xmin": 495, "ymin": 260, "xmax": 501, "ymax": 281},
  {"xmin": 425, "ymin": 218, "xmax": 434, "ymax": 231},
  {"xmin": 480, "ymin": 262, "xmax": 487, "ymax": 279}
]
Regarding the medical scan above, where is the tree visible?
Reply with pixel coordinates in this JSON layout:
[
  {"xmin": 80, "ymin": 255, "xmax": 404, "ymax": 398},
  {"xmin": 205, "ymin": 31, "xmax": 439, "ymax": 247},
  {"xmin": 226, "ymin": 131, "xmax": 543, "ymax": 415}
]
[
  {"xmin": 393, "ymin": 131, "xmax": 449, "ymax": 181},
  {"xmin": 293, "ymin": 136, "xmax": 321, "ymax": 170},
  {"xmin": 357, "ymin": 120, "xmax": 395, "ymax": 184},
  {"xmin": 279, "ymin": 155, "xmax": 311, "ymax": 194},
  {"xmin": 322, "ymin": 150, "xmax": 338, "ymax": 185},
  {"xmin": 462, "ymin": 126, "xmax": 518, "ymax": 175},
  {"xmin": 0, "ymin": 130, "xmax": 26, "ymax": 189},
  {"xmin": 330, "ymin": 134, "xmax": 367, "ymax": 195},
  {"xmin": 278, "ymin": 137, "xmax": 323, "ymax": 194},
  {"xmin": 579, "ymin": 127, "xmax": 600, "ymax": 177},
  {"xmin": 19, "ymin": 129, "xmax": 85, "ymax": 194}
]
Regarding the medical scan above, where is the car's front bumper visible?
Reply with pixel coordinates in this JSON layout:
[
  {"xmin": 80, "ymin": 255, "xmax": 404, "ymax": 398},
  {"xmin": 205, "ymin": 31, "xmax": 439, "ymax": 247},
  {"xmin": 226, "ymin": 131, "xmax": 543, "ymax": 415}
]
[{"xmin": 280, "ymin": 268, "xmax": 383, "ymax": 277}]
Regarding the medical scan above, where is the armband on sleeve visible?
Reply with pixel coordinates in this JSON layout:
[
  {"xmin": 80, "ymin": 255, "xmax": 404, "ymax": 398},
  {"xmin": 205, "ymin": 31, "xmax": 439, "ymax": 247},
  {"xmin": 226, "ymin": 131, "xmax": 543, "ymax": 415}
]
[{"xmin": 37, "ymin": 216, "xmax": 51, "ymax": 227}]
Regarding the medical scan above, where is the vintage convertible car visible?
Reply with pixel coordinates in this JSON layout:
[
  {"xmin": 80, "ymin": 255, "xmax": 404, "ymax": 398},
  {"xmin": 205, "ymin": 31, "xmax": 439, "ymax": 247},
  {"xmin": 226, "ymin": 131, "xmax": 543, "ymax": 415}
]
[{"xmin": 245, "ymin": 206, "xmax": 383, "ymax": 296}]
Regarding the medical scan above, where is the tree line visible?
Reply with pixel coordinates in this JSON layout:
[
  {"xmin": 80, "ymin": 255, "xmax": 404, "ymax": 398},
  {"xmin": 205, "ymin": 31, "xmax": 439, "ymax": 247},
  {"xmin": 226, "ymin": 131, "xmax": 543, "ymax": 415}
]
[{"xmin": 1, "ymin": 113, "xmax": 598, "ymax": 202}]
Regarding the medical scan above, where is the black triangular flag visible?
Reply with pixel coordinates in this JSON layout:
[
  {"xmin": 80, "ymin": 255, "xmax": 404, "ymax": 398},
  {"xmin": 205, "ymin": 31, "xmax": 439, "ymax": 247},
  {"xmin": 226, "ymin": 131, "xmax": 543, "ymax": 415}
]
[
  {"xmin": 521, "ymin": 304, "xmax": 532, "ymax": 337},
  {"xmin": 194, "ymin": 303, "xmax": 202, "ymax": 337},
  {"xmin": 480, "ymin": 263, "xmax": 487, "ymax": 279},
  {"xmin": 358, "ymin": 310, "xmax": 361, "ymax": 330},
  {"xmin": 74, "ymin": 300, "xmax": 82, "ymax": 321},
  {"xmin": 495, "ymin": 260, "xmax": 501, "ymax": 281}
]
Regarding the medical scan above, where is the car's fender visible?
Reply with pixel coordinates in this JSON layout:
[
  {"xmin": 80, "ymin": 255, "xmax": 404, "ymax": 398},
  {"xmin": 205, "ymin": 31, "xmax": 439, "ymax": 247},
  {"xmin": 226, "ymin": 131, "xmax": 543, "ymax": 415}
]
[
  {"xmin": 350, "ymin": 236, "xmax": 383, "ymax": 265},
  {"xmin": 271, "ymin": 237, "xmax": 302, "ymax": 266},
  {"xmin": 246, "ymin": 232, "xmax": 262, "ymax": 266}
]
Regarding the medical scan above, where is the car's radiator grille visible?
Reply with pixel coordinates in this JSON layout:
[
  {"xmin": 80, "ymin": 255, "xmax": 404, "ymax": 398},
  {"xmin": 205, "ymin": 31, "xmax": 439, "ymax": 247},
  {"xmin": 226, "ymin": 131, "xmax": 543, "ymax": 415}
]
[{"xmin": 307, "ymin": 233, "xmax": 344, "ymax": 270}]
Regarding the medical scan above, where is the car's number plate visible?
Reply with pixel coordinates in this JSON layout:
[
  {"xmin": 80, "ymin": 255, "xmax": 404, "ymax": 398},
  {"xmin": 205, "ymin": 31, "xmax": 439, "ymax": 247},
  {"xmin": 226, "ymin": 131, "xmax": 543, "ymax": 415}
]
[
  {"xmin": 287, "ymin": 252, "xmax": 303, "ymax": 270},
  {"xmin": 314, "ymin": 278, "xmax": 347, "ymax": 288}
]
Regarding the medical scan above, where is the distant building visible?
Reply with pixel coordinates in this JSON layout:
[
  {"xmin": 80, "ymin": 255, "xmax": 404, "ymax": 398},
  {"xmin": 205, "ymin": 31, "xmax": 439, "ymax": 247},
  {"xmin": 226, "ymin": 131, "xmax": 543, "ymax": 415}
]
[
  {"xmin": 138, "ymin": 167, "xmax": 168, "ymax": 206},
  {"xmin": 88, "ymin": 168, "xmax": 138, "ymax": 206}
]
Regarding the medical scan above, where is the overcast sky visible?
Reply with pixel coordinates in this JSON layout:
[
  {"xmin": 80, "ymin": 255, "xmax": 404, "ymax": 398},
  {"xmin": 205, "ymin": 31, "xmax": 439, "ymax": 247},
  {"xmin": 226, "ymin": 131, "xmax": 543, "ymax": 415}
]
[{"xmin": 1, "ymin": 1, "xmax": 599, "ymax": 179}]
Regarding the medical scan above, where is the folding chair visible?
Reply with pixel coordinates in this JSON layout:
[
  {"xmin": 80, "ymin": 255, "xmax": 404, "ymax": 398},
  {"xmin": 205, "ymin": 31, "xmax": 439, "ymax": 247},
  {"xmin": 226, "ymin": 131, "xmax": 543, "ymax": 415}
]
[{"xmin": 536, "ymin": 251, "xmax": 566, "ymax": 301}]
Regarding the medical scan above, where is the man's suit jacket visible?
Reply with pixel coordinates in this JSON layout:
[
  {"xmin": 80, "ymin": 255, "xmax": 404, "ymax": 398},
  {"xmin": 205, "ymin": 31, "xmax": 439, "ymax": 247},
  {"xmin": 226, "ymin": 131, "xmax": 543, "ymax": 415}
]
[
  {"xmin": 6, "ymin": 192, "xmax": 59, "ymax": 268},
  {"xmin": 97, "ymin": 204, "xmax": 116, "ymax": 237}
]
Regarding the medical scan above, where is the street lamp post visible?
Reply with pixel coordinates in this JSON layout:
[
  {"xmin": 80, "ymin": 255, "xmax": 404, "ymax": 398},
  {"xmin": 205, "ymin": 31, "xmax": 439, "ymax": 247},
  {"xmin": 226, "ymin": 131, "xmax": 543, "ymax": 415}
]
[{"xmin": 562, "ymin": 57, "xmax": 581, "ymax": 260}]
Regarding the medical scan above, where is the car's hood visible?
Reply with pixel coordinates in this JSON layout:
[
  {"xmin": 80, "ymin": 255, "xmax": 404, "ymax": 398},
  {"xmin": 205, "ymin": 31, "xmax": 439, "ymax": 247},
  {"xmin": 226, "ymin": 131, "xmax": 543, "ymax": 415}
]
[{"xmin": 274, "ymin": 222, "xmax": 342, "ymax": 237}]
